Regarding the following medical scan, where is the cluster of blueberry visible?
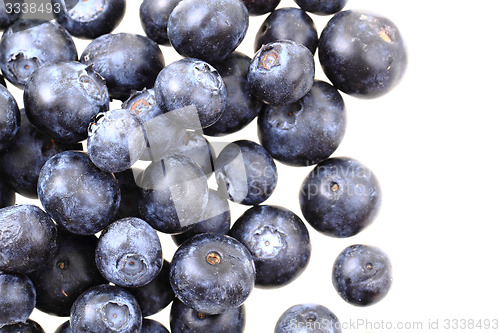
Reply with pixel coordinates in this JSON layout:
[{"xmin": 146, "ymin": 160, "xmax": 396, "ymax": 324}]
[{"xmin": 0, "ymin": 0, "xmax": 407, "ymax": 332}]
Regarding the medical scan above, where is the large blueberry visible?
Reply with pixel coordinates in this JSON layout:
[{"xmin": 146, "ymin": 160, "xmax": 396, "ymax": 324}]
[
  {"xmin": 170, "ymin": 233, "xmax": 256, "ymax": 315},
  {"xmin": 0, "ymin": 84, "xmax": 19, "ymax": 151},
  {"xmin": 299, "ymin": 157, "xmax": 381, "ymax": 238},
  {"xmin": 318, "ymin": 10, "xmax": 407, "ymax": 98},
  {"xmin": 167, "ymin": 0, "xmax": 249, "ymax": 62},
  {"xmin": 0, "ymin": 273, "xmax": 36, "ymax": 328},
  {"xmin": 332, "ymin": 244, "xmax": 392, "ymax": 306},
  {"xmin": 0, "ymin": 204, "xmax": 57, "ymax": 274},
  {"xmin": 258, "ymin": 80, "xmax": 346, "ymax": 167},
  {"xmin": 275, "ymin": 303, "xmax": 341, "ymax": 333},
  {"xmin": 37, "ymin": 151, "xmax": 121, "ymax": 235},
  {"xmin": 96, "ymin": 217, "xmax": 163, "ymax": 288}
]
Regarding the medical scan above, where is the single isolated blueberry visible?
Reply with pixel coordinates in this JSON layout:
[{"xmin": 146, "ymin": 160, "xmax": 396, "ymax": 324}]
[
  {"xmin": 24, "ymin": 61, "xmax": 109, "ymax": 143},
  {"xmin": 37, "ymin": 151, "xmax": 121, "ymax": 235},
  {"xmin": 52, "ymin": 0, "xmax": 126, "ymax": 39},
  {"xmin": 249, "ymin": 40, "xmax": 315, "ymax": 105},
  {"xmin": 0, "ymin": 319, "xmax": 45, "ymax": 333},
  {"xmin": 96, "ymin": 217, "xmax": 163, "ymax": 288},
  {"xmin": 299, "ymin": 157, "xmax": 381, "ymax": 238},
  {"xmin": 318, "ymin": 10, "xmax": 407, "ymax": 98},
  {"xmin": 258, "ymin": 80, "xmax": 346, "ymax": 167},
  {"xmin": 0, "ymin": 19, "xmax": 77, "ymax": 87},
  {"xmin": 332, "ymin": 244, "xmax": 392, "ymax": 306},
  {"xmin": 170, "ymin": 233, "xmax": 256, "ymax": 315},
  {"xmin": 241, "ymin": 0, "xmax": 280, "ymax": 16},
  {"xmin": 275, "ymin": 303, "xmax": 342, "ymax": 333},
  {"xmin": 0, "ymin": 84, "xmax": 20, "ymax": 151},
  {"xmin": 293, "ymin": 0, "xmax": 347, "ymax": 15},
  {"xmin": 0, "ymin": 272, "xmax": 36, "ymax": 328},
  {"xmin": 230, "ymin": 205, "xmax": 311, "ymax": 288},
  {"xmin": 167, "ymin": 0, "xmax": 249, "ymax": 62},
  {"xmin": 155, "ymin": 58, "xmax": 227, "ymax": 129},
  {"xmin": 170, "ymin": 298, "xmax": 245, "ymax": 333},
  {"xmin": 140, "ymin": 0, "xmax": 181, "ymax": 45},
  {"xmin": 0, "ymin": 204, "xmax": 57, "ymax": 274},
  {"xmin": 70, "ymin": 284, "xmax": 142, "ymax": 333}
]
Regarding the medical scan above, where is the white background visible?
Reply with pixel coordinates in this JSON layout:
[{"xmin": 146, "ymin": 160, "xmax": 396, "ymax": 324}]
[{"xmin": 8, "ymin": 0, "xmax": 500, "ymax": 332}]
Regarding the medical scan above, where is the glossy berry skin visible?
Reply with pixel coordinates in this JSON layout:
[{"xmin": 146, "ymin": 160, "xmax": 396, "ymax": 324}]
[
  {"xmin": 138, "ymin": 153, "xmax": 209, "ymax": 234},
  {"xmin": 258, "ymin": 80, "xmax": 346, "ymax": 167},
  {"xmin": 332, "ymin": 244, "xmax": 392, "ymax": 306},
  {"xmin": 0, "ymin": 111, "xmax": 82, "ymax": 199},
  {"xmin": 299, "ymin": 157, "xmax": 381, "ymax": 238},
  {"xmin": 204, "ymin": 52, "xmax": 263, "ymax": 137},
  {"xmin": 0, "ymin": 319, "xmax": 45, "ymax": 333},
  {"xmin": 167, "ymin": 0, "xmax": 249, "ymax": 63},
  {"xmin": 96, "ymin": 217, "xmax": 163, "ymax": 288},
  {"xmin": 0, "ymin": 273, "xmax": 36, "ymax": 328},
  {"xmin": 170, "ymin": 233, "xmax": 256, "ymax": 315},
  {"xmin": 318, "ymin": 10, "xmax": 407, "ymax": 98},
  {"xmin": 52, "ymin": 0, "xmax": 126, "ymax": 39},
  {"xmin": 0, "ymin": 0, "xmax": 23, "ymax": 30},
  {"xmin": 230, "ymin": 205, "xmax": 310, "ymax": 287},
  {"xmin": 81, "ymin": 33, "xmax": 165, "ymax": 100},
  {"xmin": 155, "ymin": 58, "xmax": 226, "ymax": 129},
  {"xmin": 293, "ymin": 0, "xmax": 347, "ymax": 15},
  {"xmin": 70, "ymin": 284, "xmax": 142, "ymax": 333},
  {"xmin": 87, "ymin": 109, "xmax": 146, "ymax": 173},
  {"xmin": 249, "ymin": 40, "xmax": 315, "ymax": 105},
  {"xmin": 215, "ymin": 140, "xmax": 277, "ymax": 205},
  {"xmin": 141, "ymin": 319, "xmax": 170, "ymax": 333},
  {"xmin": 37, "ymin": 151, "xmax": 121, "ymax": 235},
  {"xmin": 172, "ymin": 189, "xmax": 231, "ymax": 246},
  {"xmin": 114, "ymin": 168, "xmax": 142, "ymax": 219},
  {"xmin": 241, "ymin": 0, "xmax": 280, "ymax": 16},
  {"xmin": 24, "ymin": 61, "xmax": 109, "ymax": 143},
  {"xmin": 275, "ymin": 303, "xmax": 341, "ymax": 333},
  {"xmin": 170, "ymin": 298, "xmax": 245, "ymax": 333},
  {"xmin": 0, "ymin": 19, "xmax": 77, "ymax": 88},
  {"xmin": 28, "ymin": 228, "xmax": 106, "ymax": 317},
  {"xmin": 0, "ymin": 84, "xmax": 19, "ymax": 151},
  {"xmin": 255, "ymin": 7, "xmax": 318, "ymax": 55},
  {"xmin": 0, "ymin": 204, "xmax": 57, "ymax": 274},
  {"xmin": 125, "ymin": 260, "xmax": 174, "ymax": 317},
  {"xmin": 140, "ymin": 0, "xmax": 181, "ymax": 45},
  {"xmin": 0, "ymin": 177, "xmax": 14, "ymax": 208}
]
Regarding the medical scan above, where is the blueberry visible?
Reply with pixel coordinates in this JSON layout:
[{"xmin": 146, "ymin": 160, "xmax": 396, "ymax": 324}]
[
  {"xmin": 172, "ymin": 189, "xmax": 231, "ymax": 246},
  {"xmin": 125, "ymin": 260, "xmax": 174, "ymax": 317},
  {"xmin": 27, "ymin": 228, "xmax": 107, "ymax": 317},
  {"xmin": 81, "ymin": 33, "xmax": 165, "ymax": 100},
  {"xmin": 255, "ymin": 7, "xmax": 318, "ymax": 55},
  {"xmin": 0, "ymin": 0, "xmax": 23, "ymax": 30},
  {"xmin": 0, "ymin": 204, "xmax": 57, "ymax": 274},
  {"xmin": 52, "ymin": 0, "xmax": 126, "ymax": 39},
  {"xmin": 170, "ymin": 298, "xmax": 245, "ymax": 333},
  {"xmin": 155, "ymin": 58, "xmax": 227, "ymax": 129},
  {"xmin": 293, "ymin": 0, "xmax": 347, "ymax": 15},
  {"xmin": 114, "ymin": 168, "xmax": 142, "ymax": 219},
  {"xmin": 167, "ymin": 0, "xmax": 249, "ymax": 62},
  {"xmin": 257, "ymin": 80, "xmax": 346, "ymax": 167},
  {"xmin": 299, "ymin": 157, "xmax": 381, "ymax": 238},
  {"xmin": 215, "ymin": 139, "xmax": 277, "ymax": 205},
  {"xmin": 0, "ymin": 272, "xmax": 36, "ymax": 328},
  {"xmin": 318, "ymin": 10, "xmax": 407, "ymax": 98},
  {"xmin": 249, "ymin": 40, "xmax": 315, "ymax": 105},
  {"xmin": 230, "ymin": 205, "xmax": 311, "ymax": 287},
  {"xmin": 23, "ymin": 61, "xmax": 109, "ymax": 143},
  {"xmin": 87, "ymin": 109, "xmax": 147, "ymax": 173},
  {"xmin": 275, "ymin": 303, "xmax": 341, "ymax": 333},
  {"xmin": 0, "ymin": 19, "xmax": 77, "ymax": 87},
  {"xmin": 0, "ymin": 84, "xmax": 20, "ymax": 151},
  {"xmin": 0, "ymin": 111, "xmax": 83, "ymax": 199},
  {"xmin": 332, "ymin": 244, "xmax": 392, "ymax": 306},
  {"xmin": 0, "ymin": 177, "xmax": 15, "ymax": 208},
  {"xmin": 0, "ymin": 319, "xmax": 45, "ymax": 333},
  {"xmin": 170, "ymin": 233, "xmax": 256, "ymax": 315},
  {"xmin": 204, "ymin": 52, "xmax": 263, "ymax": 137},
  {"xmin": 70, "ymin": 284, "xmax": 142, "ymax": 333},
  {"xmin": 37, "ymin": 151, "xmax": 121, "ymax": 235},
  {"xmin": 96, "ymin": 217, "xmax": 163, "ymax": 288},
  {"xmin": 240, "ymin": 0, "xmax": 280, "ymax": 16},
  {"xmin": 139, "ymin": 0, "xmax": 181, "ymax": 45},
  {"xmin": 171, "ymin": 130, "xmax": 215, "ymax": 177},
  {"xmin": 141, "ymin": 319, "xmax": 170, "ymax": 333},
  {"xmin": 138, "ymin": 153, "xmax": 209, "ymax": 234}
]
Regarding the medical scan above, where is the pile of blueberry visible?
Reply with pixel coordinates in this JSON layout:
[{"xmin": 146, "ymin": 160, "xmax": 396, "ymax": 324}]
[{"xmin": 0, "ymin": 0, "xmax": 407, "ymax": 332}]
